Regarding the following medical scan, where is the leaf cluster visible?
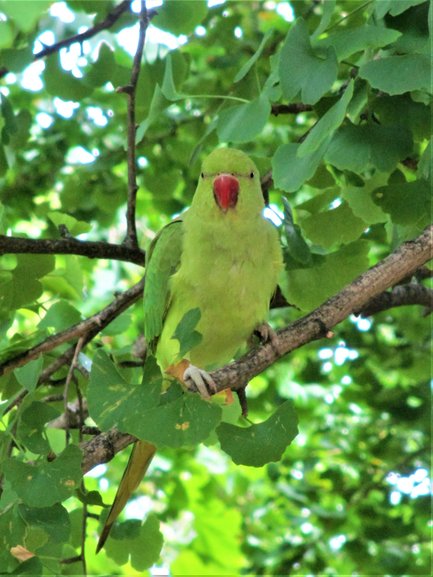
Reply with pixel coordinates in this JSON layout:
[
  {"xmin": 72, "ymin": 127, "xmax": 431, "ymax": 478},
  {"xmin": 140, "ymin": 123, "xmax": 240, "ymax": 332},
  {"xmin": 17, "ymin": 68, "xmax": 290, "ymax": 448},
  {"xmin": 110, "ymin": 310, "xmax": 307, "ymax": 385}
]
[{"xmin": 0, "ymin": 0, "xmax": 431, "ymax": 575}]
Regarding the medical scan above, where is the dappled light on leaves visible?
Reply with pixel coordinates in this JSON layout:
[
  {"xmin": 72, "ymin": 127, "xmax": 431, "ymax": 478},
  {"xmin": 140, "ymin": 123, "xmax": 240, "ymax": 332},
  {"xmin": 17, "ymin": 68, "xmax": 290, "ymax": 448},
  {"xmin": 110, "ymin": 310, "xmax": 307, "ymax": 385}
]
[{"xmin": 0, "ymin": 0, "xmax": 431, "ymax": 575}]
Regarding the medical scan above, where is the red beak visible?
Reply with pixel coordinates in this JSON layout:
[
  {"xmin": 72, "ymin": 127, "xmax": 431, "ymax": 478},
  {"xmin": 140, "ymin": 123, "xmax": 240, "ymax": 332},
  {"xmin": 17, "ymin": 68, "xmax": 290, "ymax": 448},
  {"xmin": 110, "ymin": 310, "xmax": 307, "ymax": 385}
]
[{"xmin": 213, "ymin": 174, "xmax": 239, "ymax": 212}]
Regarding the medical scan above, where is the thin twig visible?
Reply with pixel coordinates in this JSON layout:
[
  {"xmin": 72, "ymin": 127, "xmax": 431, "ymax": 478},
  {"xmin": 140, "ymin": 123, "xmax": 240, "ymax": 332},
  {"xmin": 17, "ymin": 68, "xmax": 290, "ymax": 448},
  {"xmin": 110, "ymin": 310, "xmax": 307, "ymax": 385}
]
[
  {"xmin": 0, "ymin": 1, "xmax": 131, "ymax": 80},
  {"xmin": 122, "ymin": 0, "xmax": 149, "ymax": 249},
  {"xmin": 0, "ymin": 279, "xmax": 144, "ymax": 378},
  {"xmin": 358, "ymin": 284, "xmax": 433, "ymax": 317},
  {"xmin": 64, "ymin": 337, "xmax": 86, "ymax": 444},
  {"xmin": 0, "ymin": 235, "xmax": 145, "ymax": 266},
  {"xmin": 271, "ymin": 103, "xmax": 313, "ymax": 115},
  {"xmin": 60, "ymin": 555, "xmax": 83, "ymax": 565}
]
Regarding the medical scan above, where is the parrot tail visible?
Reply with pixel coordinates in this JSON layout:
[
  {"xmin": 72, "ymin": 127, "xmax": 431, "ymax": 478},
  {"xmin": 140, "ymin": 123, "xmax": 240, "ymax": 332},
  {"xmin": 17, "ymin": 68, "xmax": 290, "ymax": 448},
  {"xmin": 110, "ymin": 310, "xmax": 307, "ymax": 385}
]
[{"xmin": 96, "ymin": 439, "xmax": 157, "ymax": 553}]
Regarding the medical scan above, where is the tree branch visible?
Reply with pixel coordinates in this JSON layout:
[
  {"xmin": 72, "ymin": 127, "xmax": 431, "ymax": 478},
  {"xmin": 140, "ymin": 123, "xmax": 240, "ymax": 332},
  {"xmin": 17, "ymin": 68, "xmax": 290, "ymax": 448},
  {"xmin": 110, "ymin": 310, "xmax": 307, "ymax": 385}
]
[
  {"xmin": 0, "ymin": 279, "xmax": 144, "ymax": 378},
  {"xmin": 208, "ymin": 225, "xmax": 432, "ymax": 392},
  {"xmin": 358, "ymin": 284, "xmax": 433, "ymax": 317},
  {"xmin": 80, "ymin": 225, "xmax": 432, "ymax": 472},
  {"xmin": 121, "ymin": 0, "xmax": 149, "ymax": 249},
  {"xmin": 81, "ymin": 429, "xmax": 136, "ymax": 474},
  {"xmin": 271, "ymin": 103, "xmax": 313, "ymax": 115},
  {"xmin": 0, "ymin": 235, "xmax": 145, "ymax": 265},
  {"xmin": 0, "ymin": 1, "xmax": 131, "ymax": 80}
]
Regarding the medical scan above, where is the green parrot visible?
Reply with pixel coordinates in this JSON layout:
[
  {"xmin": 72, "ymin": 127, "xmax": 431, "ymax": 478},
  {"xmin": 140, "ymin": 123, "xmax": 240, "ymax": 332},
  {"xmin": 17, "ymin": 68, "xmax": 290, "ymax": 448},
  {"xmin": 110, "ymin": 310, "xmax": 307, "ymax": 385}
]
[{"xmin": 96, "ymin": 147, "xmax": 282, "ymax": 552}]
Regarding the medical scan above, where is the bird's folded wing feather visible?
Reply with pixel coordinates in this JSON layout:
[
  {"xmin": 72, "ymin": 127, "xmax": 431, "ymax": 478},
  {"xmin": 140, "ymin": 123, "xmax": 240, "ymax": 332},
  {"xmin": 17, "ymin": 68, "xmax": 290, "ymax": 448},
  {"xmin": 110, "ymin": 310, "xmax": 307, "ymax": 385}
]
[{"xmin": 143, "ymin": 218, "xmax": 184, "ymax": 351}]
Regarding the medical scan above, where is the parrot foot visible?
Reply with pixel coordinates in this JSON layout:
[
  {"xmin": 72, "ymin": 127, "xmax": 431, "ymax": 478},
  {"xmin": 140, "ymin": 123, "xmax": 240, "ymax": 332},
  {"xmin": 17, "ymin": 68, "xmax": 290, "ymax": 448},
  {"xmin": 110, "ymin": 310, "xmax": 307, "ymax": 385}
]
[
  {"xmin": 254, "ymin": 322, "xmax": 281, "ymax": 354},
  {"xmin": 183, "ymin": 365, "xmax": 217, "ymax": 399}
]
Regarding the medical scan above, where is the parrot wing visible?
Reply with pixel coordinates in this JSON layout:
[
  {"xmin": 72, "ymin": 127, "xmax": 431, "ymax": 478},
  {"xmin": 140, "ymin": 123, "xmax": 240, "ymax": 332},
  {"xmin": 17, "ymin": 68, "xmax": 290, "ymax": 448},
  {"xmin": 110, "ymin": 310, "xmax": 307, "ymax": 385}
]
[{"xmin": 143, "ymin": 218, "xmax": 184, "ymax": 352}]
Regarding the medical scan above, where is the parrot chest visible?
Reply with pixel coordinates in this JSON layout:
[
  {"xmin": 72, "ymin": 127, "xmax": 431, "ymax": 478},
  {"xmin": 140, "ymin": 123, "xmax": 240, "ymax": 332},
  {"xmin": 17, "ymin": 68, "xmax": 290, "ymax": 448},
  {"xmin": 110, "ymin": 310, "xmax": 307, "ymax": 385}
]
[{"xmin": 157, "ymin": 213, "xmax": 281, "ymax": 370}]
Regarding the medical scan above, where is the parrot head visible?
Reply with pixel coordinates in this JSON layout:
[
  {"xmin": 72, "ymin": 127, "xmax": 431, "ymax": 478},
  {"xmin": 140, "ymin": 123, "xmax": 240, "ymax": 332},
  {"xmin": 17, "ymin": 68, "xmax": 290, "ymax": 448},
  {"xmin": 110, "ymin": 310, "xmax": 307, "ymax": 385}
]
[{"xmin": 191, "ymin": 148, "xmax": 264, "ymax": 217}]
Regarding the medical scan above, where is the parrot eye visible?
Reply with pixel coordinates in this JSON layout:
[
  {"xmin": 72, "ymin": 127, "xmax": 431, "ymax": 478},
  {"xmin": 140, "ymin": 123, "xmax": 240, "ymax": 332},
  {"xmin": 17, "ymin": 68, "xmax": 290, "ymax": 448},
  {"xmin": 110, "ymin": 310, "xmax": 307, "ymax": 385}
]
[
  {"xmin": 249, "ymin": 171, "xmax": 255, "ymax": 178},
  {"xmin": 201, "ymin": 172, "xmax": 204, "ymax": 178}
]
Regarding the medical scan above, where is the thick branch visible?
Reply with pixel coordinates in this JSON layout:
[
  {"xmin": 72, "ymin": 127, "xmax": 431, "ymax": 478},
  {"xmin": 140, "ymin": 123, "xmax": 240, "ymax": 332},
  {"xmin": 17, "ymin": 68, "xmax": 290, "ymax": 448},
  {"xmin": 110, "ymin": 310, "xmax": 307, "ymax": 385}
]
[
  {"xmin": 0, "ymin": 235, "xmax": 145, "ymax": 265},
  {"xmin": 0, "ymin": 1, "xmax": 131, "ymax": 80},
  {"xmin": 208, "ymin": 224, "xmax": 433, "ymax": 392},
  {"xmin": 0, "ymin": 279, "xmax": 144, "ymax": 377},
  {"xmin": 123, "ymin": 0, "xmax": 149, "ymax": 249},
  {"xmin": 81, "ymin": 429, "xmax": 136, "ymax": 474}
]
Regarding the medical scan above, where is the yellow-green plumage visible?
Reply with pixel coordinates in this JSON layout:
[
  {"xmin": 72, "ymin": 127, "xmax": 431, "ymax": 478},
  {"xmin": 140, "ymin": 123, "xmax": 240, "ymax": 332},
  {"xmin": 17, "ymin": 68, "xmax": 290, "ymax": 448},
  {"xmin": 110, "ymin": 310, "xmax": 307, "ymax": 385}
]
[
  {"xmin": 97, "ymin": 148, "xmax": 282, "ymax": 552},
  {"xmin": 155, "ymin": 148, "xmax": 282, "ymax": 370}
]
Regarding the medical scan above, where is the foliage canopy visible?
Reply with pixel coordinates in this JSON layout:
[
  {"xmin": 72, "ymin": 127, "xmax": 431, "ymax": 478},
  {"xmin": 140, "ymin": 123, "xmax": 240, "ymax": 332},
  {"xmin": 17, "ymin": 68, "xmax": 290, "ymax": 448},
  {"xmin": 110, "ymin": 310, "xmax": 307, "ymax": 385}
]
[{"xmin": 0, "ymin": 0, "xmax": 431, "ymax": 575}]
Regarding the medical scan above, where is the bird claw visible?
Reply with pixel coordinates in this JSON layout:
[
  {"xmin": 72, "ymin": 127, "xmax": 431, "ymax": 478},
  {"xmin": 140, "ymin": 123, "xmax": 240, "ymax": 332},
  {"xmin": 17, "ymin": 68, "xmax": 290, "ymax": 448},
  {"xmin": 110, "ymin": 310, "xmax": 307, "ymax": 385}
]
[
  {"xmin": 254, "ymin": 322, "xmax": 281, "ymax": 353},
  {"xmin": 183, "ymin": 365, "xmax": 217, "ymax": 399}
]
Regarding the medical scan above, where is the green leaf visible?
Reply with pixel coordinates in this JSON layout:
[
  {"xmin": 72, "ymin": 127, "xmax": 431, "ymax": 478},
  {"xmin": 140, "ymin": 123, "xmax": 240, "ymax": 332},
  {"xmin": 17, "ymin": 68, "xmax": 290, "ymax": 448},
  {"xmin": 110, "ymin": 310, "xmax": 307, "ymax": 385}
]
[
  {"xmin": 0, "ymin": 201, "xmax": 5, "ymax": 234},
  {"xmin": 130, "ymin": 388, "xmax": 222, "ymax": 448},
  {"xmin": 217, "ymin": 401, "xmax": 298, "ymax": 466},
  {"xmin": 0, "ymin": 20, "xmax": 15, "ymax": 49},
  {"xmin": 234, "ymin": 30, "xmax": 273, "ymax": 83},
  {"xmin": 300, "ymin": 202, "xmax": 368, "ymax": 250},
  {"xmin": 76, "ymin": 487, "xmax": 105, "ymax": 506},
  {"xmin": 325, "ymin": 123, "xmax": 413, "ymax": 173},
  {"xmin": 281, "ymin": 198, "xmax": 312, "ymax": 266},
  {"xmin": 10, "ymin": 558, "xmax": 43, "ymax": 574},
  {"xmin": 171, "ymin": 308, "xmax": 202, "ymax": 358},
  {"xmin": 101, "ymin": 310, "xmax": 133, "ymax": 337},
  {"xmin": 298, "ymin": 80, "xmax": 353, "ymax": 157},
  {"xmin": 311, "ymin": 0, "xmax": 336, "ymax": 38},
  {"xmin": 88, "ymin": 351, "xmax": 222, "ymax": 448},
  {"xmin": 0, "ymin": 144, "xmax": 8, "ymax": 175},
  {"xmin": 6, "ymin": 254, "xmax": 55, "ymax": 309},
  {"xmin": 15, "ymin": 254, "xmax": 55, "ymax": 279},
  {"xmin": 105, "ymin": 514, "xmax": 163, "ymax": 570},
  {"xmin": 47, "ymin": 210, "xmax": 91, "ymax": 235},
  {"xmin": 0, "ymin": 0, "xmax": 51, "ymax": 32},
  {"xmin": 373, "ymin": 94, "xmax": 431, "ymax": 141},
  {"xmin": 272, "ymin": 138, "xmax": 331, "ymax": 192},
  {"xmin": 18, "ymin": 503, "xmax": 70, "ymax": 544},
  {"xmin": 38, "ymin": 300, "xmax": 82, "ymax": 331},
  {"xmin": 217, "ymin": 94, "xmax": 271, "ymax": 143},
  {"xmin": 0, "ymin": 45, "xmax": 33, "ymax": 73},
  {"xmin": 14, "ymin": 356, "xmax": 44, "ymax": 391},
  {"xmin": 153, "ymin": 0, "xmax": 207, "ymax": 35},
  {"xmin": 88, "ymin": 350, "xmax": 153, "ymax": 431},
  {"xmin": 161, "ymin": 53, "xmax": 184, "ymax": 101},
  {"xmin": 85, "ymin": 42, "xmax": 116, "ymax": 87},
  {"xmin": 342, "ymin": 175, "xmax": 389, "ymax": 225},
  {"xmin": 417, "ymin": 140, "xmax": 431, "ymax": 181},
  {"xmin": 359, "ymin": 54, "xmax": 431, "ymax": 95},
  {"xmin": 282, "ymin": 240, "xmax": 370, "ymax": 310},
  {"xmin": 136, "ymin": 84, "xmax": 169, "ymax": 143},
  {"xmin": 8, "ymin": 109, "xmax": 32, "ymax": 149},
  {"xmin": 279, "ymin": 19, "xmax": 338, "ymax": 104},
  {"xmin": 389, "ymin": 0, "xmax": 427, "ymax": 17},
  {"xmin": 16, "ymin": 401, "xmax": 60, "ymax": 454},
  {"xmin": 373, "ymin": 180, "xmax": 432, "ymax": 228},
  {"xmin": 44, "ymin": 55, "xmax": 93, "ymax": 101},
  {"xmin": 317, "ymin": 24, "xmax": 401, "ymax": 60},
  {"xmin": 1, "ymin": 93, "xmax": 17, "ymax": 145},
  {"xmin": 2, "ymin": 445, "xmax": 82, "ymax": 507}
]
